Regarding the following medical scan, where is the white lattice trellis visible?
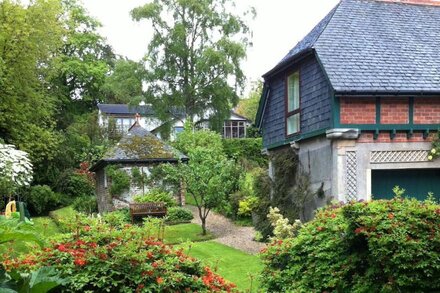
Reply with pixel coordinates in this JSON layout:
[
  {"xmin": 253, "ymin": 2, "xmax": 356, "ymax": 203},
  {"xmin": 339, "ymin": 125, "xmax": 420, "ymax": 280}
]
[
  {"xmin": 370, "ymin": 150, "xmax": 429, "ymax": 164},
  {"xmin": 345, "ymin": 151, "xmax": 357, "ymax": 201}
]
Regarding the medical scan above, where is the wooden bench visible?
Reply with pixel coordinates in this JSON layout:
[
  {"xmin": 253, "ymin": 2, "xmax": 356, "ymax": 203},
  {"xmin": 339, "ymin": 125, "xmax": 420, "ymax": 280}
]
[{"xmin": 129, "ymin": 202, "xmax": 167, "ymax": 223}]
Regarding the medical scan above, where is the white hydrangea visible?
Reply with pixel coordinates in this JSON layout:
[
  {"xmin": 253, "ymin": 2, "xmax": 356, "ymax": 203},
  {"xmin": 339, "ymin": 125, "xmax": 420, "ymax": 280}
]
[{"xmin": 0, "ymin": 144, "xmax": 33, "ymax": 190}]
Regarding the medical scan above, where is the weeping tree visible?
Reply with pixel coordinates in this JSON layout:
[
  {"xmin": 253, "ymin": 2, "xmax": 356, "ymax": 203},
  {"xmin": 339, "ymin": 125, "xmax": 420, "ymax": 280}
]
[{"xmin": 131, "ymin": 0, "xmax": 254, "ymax": 130}]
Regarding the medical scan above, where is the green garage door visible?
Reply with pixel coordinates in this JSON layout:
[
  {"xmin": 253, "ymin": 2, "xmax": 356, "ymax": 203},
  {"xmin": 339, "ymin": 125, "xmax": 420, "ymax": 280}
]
[{"xmin": 372, "ymin": 169, "xmax": 440, "ymax": 201}]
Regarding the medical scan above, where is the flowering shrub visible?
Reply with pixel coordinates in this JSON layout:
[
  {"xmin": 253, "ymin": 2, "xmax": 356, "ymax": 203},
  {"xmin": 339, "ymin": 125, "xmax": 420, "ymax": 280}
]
[
  {"xmin": 3, "ymin": 219, "xmax": 236, "ymax": 292},
  {"xmin": 266, "ymin": 207, "xmax": 302, "ymax": 240},
  {"xmin": 260, "ymin": 198, "xmax": 440, "ymax": 292},
  {"xmin": 0, "ymin": 144, "xmax": 33, "ymax": 199}
]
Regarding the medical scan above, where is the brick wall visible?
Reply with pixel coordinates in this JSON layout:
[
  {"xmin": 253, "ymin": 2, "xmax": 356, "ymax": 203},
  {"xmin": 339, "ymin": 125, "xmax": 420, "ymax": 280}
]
[
  {"xmin": 380, "ymin": 98, "xmax": 409, "ymax": 124},
  {"xmin": 414, "ymin": 98, "xmax": 440, "ymax": 124},
  {"xmin": 357, "ymin": 131, "xmax": 434, "ymax": 143},
  {"xmin": 340, "ymin": 97, "xmax": 376, "ymax": 124}
]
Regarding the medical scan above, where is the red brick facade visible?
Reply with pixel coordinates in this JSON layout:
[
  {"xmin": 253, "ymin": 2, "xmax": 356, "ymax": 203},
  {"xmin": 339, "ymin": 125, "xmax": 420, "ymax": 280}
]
[
  {"xmin": 340, "ymin": 98, "xmax": 376, "ymax": 124},
  {"xmin": 357, "ymin": 132, "xmax": 434, "ymax": 143},
  {"xmin": 414, "ymin": 98, "xmax": 440, "ymax": 124},
  {"xmin": 380, "ymin": 98, "xmax": 409, "ymax": 124}
]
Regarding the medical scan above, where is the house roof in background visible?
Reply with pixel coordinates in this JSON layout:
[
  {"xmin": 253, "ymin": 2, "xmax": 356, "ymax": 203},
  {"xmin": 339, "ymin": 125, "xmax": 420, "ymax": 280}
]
[
  {"xmin": 265, "ymin": 0, "xmax": 440, "ymax": 93},
  {"xmin": 90, "ymin": 123, "xmax": 188, "ymax": 172}
]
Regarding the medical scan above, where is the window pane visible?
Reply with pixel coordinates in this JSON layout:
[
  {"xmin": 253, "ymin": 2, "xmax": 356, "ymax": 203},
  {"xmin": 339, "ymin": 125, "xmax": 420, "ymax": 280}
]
[
  {"xmin": 287, "ymin": 72, "xmax": 300, "ymax": 112},
  {"xmin": 287, "ymin": 113, "xmax": 300, "ymax": 135}
]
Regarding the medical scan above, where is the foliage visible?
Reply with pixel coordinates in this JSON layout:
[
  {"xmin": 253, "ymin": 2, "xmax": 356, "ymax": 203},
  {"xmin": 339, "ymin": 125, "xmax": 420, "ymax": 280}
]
[
  {"xmin": 24, "ymin": 185, "xmax": 67, "ymax": 216},
  {"xmin": 3, "ymin": 219, "xmax": 235, "ymax": 292},
  {"xmin": 133, "ymin": 188, "xmax": 177, "ymax": 208},
  {"xmin": 131, "ymin": 167, "xmax": 148, "ymax": 195},
  {"xmin": 238, "ymin": 196, "xmax": 259, "ymax": 217},
  {"xmin": 253, "ymin": 147, "xmax": 316, "ymax": 240},
  {"xmin": 0, "ymin": 217, "xmax": 43, "ymax": 257},
  {"xmin": 235, "ymin": 81, "xmax": 263, "ymax": 122},
  {"xmin": 54, "ymin": 170, "xmax": 95, "ymax": 199},
  {"xmin": 162, "ymin": 127, "xmax": 237, "ymax": 234},
  {"xmin": 165, "ymin": 207, "xmax": 194, "ymax": 224},
  {"xmin": 428, "ymin": 131, "xmax": 440, "ymax": 161},
  {"xmin": 103, "ymin": 58, "xmax": 144, "ymax": 104},
  {"xmin": 0, "ymin": 266, "xmax": 66, "ymax": 293},
  {"xmin": 105, "ymin": 166, "xmax": 130, "ymax": 196},
  {"xmin": 101, "ymin": 209, "xmax": 130, "ymax": 228},
  {"xmin": 267, "ymin": 207, "xmax": 302, "ymax": 240},
  {"xmin": 72, "ymin": 196, "xmax": 98, "ymax": 215},
  {"xmin": 260, "ymin": 198, "xmax": 440, "ymax": 292},
  {"xmin": 0, "ymin": 0, "xmax": 63, "ymax": 167},
  {"xmin": 222, "ymin": 138, "xmax": 267, "ymax": 168},
  {"xmin": 131, "ymin": 0, "xmax": 254, "ymax": 129},
  {"xmin": 0, "ymin": 144, "xmax": 33, "ymax": 198}
]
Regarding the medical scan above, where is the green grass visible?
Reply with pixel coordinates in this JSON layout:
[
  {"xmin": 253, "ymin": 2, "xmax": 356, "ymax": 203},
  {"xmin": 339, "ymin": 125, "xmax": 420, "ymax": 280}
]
[
  {"xmin": 162, "ymin": 223, "xmax": 214, "ymax": 244},
  {"xmin": 32, "ymin": 217, "xmax": 61, "ymax": 237},
  {"xmin": 178, "ymin": 241, "xmax": 263, "ymax": 292}
]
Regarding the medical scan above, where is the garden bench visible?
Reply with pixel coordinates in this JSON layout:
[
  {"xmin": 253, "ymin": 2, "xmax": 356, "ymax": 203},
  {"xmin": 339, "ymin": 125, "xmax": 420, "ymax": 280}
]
[{"xmin": 129, "ymin": 202, "xmax": 167, "ymax": 223}]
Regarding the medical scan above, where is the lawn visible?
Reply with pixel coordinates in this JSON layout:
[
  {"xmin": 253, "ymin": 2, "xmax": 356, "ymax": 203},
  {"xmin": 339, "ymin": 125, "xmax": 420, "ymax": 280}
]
[
  {"xmin": 179, "ymin": 241, "xmax": 263, "ymax": 292},
  {"xmin": 32, "ymin": 216, "xmax": 61, "ymax": 237},
  {"xmin": 162, "ymin": 223, "xmax": 215, "ymax": 244}
]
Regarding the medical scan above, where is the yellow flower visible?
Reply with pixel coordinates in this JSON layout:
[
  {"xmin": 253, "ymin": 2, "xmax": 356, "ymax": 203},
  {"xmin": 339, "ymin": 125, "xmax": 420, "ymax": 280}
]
[
  {"xmin": 428, "ymin": 155, "xmax": 433, "ymax": 161},
  {"xmin": 431, "ymin": 148, "xmax": 437, "ymax": 154}
]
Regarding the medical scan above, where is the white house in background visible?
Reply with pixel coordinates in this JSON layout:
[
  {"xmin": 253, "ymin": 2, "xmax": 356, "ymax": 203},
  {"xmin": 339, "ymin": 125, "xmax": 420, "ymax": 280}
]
[{"xmin": 97, "ymin": 104, "xmax": 251, "ymax": 139}]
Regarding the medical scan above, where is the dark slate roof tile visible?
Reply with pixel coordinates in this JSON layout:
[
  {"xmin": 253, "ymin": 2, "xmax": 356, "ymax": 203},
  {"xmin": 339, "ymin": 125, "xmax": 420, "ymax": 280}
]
[{"xmin": 267, "ymin": 0, "xmax": 440, "ymax": 92}]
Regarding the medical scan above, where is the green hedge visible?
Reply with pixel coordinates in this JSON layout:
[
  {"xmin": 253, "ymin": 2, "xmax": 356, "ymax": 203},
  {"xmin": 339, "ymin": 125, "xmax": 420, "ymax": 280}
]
[{"xmin": 260, "ymin": 198, "xmax": 440, "ymax": 292}]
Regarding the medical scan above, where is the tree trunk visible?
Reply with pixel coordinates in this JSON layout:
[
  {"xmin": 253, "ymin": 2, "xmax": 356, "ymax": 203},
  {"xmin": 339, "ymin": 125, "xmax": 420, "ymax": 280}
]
[{"xmin": 201, "ymin": 217, "xmax": 207, "ymax": 235}]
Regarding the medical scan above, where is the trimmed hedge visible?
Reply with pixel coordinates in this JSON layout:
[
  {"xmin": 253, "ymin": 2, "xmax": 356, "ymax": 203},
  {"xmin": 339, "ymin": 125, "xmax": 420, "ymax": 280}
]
[{"xmin": 260, "ymin": 198, "xmax": 440, "ymax": 292}]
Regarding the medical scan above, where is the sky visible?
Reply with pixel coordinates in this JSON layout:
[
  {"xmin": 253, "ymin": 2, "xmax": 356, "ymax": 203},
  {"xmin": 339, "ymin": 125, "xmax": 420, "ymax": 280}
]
[{"xmin": 82, "ymin": 0, "xmax": 340, "ymax": 94}]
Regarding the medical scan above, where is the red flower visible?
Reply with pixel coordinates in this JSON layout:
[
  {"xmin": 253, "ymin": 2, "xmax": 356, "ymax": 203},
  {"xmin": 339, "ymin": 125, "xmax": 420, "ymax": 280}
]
[
  {"xmin": 57, "ymin": 244, "xmax": 67, "ymax": 252},
  {"xmin": 84, "ymin": 226, "xmax": 91, "ymax": 232},
  {"xmin": 388, "ymin": 213, "xmax": 395, "ymax": 219},
  {"xmin": 99, "ymin": 253, "xmax": 108, "ymax": 260},
  {"xmin": 152, "ymin": 262, "xmax": 158, "ymax": 268},
  {"xmin": 156, "ymin": 277, "xmax": 164, "ymax": 284},
  {"xmin": 316, "ymin": 226, "xmax": 324, "ymax": 232},
  {"xmin": 74, "ymin": 258, "xmax": 87, "ymax": 266}
]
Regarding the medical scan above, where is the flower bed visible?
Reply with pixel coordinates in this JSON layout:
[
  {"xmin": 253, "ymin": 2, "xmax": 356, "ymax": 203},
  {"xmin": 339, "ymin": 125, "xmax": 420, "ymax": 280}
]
[{"xmin": 2, "ymin": 218, "xmax": 235, "ymax": 292}]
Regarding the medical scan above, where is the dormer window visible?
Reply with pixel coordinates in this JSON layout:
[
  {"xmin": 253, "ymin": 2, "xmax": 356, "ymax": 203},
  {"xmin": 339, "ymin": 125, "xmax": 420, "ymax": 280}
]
[{"xmin": 286, "ymin": 71, "xmax": 300, "ymax": 135}]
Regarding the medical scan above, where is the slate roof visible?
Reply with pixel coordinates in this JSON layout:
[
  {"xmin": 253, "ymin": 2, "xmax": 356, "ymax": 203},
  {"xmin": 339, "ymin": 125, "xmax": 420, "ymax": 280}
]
[
  {"xmin": 90, "ymin": 123, "xmax": 188, "ymax": 172},
  {"xmin": 266, "ymin": 0, "xmax": 440, "ymax": 93}
]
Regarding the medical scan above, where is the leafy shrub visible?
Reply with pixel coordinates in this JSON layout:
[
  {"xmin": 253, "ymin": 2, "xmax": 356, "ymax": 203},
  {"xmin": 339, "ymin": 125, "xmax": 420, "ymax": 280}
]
[
  {"xmin": 55, "ymin": 170, "xmax": 95, "ymax": 198},
  {"xmin": 221, "ymin": 138, "xmax": 267, "ymax": 168},
  {"xmin": 102, "ymin": 209, "xmax": 130, "ymax": 227},
  {"xmin": 72, "ymin": 196, "xmax": 98, "ymax": 215},
  {"xmin": 238, "ymin": 196, "xmax": 259, "ymax": 217},
  {"xmin": 165, "ymin": 207, "xmax": 193, "ymax": 224},
  {"xmin": 133, "ymin": 188, "xmax": 177, "ymax": 207},
  {"xmin": 3, "ymin": 219, "xmax": 236, "ymax": 292},
  {"xmin": 105, "ymin": 166, "xmax": 130, "ymax": 196},
  {"xmin": 260, "ymin": 198, "xmax": 440, "ymax": 292},
  {"xmin": 24, "ymin": 185, "xmax": 67, "ymax": 216}
]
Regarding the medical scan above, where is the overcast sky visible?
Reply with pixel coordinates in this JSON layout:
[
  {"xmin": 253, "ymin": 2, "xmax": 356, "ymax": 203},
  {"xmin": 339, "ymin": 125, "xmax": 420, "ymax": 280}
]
[{"xmin": 83, "ymin": 0, "xmax": 340, "ymax": 93}]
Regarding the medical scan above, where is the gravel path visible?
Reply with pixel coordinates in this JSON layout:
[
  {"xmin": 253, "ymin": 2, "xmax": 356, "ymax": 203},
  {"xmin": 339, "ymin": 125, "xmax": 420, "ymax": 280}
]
[{"xmin": 186, "ymin": 205, "xmax": 266, "ymax": 255}]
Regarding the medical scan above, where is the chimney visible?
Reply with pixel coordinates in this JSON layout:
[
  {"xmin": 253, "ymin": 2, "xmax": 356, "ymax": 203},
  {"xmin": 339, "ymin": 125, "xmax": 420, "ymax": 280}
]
[{"xmin": 376, "ymin": 0, "xmax": 440, "ymax": 6}]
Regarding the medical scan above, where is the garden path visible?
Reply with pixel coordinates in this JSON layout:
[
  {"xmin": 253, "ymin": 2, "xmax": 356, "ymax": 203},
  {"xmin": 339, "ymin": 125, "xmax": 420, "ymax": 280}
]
[{"xmin": 186, "ymin": 205, "xmax": 266, "ymax": 255}]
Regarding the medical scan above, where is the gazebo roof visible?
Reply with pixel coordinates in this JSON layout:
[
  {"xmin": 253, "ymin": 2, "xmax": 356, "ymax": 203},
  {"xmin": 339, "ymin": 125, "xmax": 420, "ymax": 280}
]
[{"xmin": 90, "ymin": 122, "xmax": 188, "ymax": 172}]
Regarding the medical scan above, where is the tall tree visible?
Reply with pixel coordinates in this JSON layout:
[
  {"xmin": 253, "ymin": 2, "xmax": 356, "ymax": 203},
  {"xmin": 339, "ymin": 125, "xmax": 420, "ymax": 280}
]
[
  {"xmin": 131, "ymin": 0, "xmax": 254, "ymax": 129},
  {"xmin": 52, "ymin": 0, "xmax": 115, "ymax": 129},
  {"xmin": 102, "ymin": 58, "xmax": 144, "ymax": 104},
  {"xmin": 0, "ymin": 0, "xmax": 63, "ymax": 166}
]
